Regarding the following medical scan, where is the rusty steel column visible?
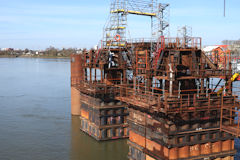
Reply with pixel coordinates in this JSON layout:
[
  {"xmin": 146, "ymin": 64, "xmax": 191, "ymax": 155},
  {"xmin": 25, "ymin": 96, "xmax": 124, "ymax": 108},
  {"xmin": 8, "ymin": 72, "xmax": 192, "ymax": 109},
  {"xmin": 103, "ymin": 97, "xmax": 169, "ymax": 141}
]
[{"xmin": 71, "ymin": 54, "xmax": 84, "ymax": 116}]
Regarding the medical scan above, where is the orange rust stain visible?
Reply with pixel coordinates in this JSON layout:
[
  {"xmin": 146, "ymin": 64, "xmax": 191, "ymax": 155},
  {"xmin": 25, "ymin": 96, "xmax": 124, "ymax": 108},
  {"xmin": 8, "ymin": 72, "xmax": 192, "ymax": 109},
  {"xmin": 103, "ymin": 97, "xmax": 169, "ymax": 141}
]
[
  {"xmin": 222, "ymin": 156, "xmax": 234, "ymax": 160},
  {"xmin": 81, "ymin": 109, "xmax": 89, "ymax": 120},
  {"xmin": 178, "ymin": 146, "xmax": 189, "ymax": 159},
  {"xmin": 123, "ymin": 128, "xmax": 128, "ymax": 136},
  {"xmin": 71, "ymin": 87, "xmax": 81, "ymax": 116},
  {"xmin": 146, "ymin": 138, "xmax": 162, "ymax": 157},
  {"xmin": 212, "ymin": 141, "xmax": 221, "ymax": 153},
  {"xmin": 222, "ymin": 140, "xmax": 231, "ymax": 152},
  {"xmin": 190, "ymin": 144, "xmax": 200, "ymax": 157},
  {"xmin": 71, "ymin": 54, "xmax": 84, "ymax": 85},
  {"xmin": 200, "ymin": 142, "xmax": 211, "ymax": 155},
  {"xmin": 231, "ymin": 140, "xmax": 234, "ymax": 150},
  {"xmin": 163, "ymin": 146, "xmax": 169, "ymax": 158},
  {"xmin": 169, "ymin": 148, "xmax": 178, "ymax": 160},
  {"xmin": 145, "ymin": 155, "xmax": 156, "ymax": 160},
  {"xmin": 129, "ymin": 130, "xmax": 146, "ymax": 147}
]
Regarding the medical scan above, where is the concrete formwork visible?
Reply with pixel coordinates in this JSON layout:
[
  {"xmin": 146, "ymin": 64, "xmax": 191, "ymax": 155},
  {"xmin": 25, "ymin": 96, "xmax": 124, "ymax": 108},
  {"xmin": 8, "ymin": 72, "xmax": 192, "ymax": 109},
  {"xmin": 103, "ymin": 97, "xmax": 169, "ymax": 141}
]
[
  {"xmin": 127, "ymin": 107, "xmax": 236, "ymax": 160},
  {"xmin": 78, "ymin": 92, "xmax": 129, "ymax": 140}
]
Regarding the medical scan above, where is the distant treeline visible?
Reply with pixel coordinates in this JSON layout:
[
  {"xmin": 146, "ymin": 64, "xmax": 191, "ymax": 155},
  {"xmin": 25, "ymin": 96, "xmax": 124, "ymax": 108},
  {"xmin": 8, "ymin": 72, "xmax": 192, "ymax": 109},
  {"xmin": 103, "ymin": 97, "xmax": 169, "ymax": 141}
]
[
  {"xmin": 0, "ymin": 46, "xmax": 80, "ymax": 57},
  {"xmin": 43, "ymin": 47, "xmax": 78, "ymax": 57}
]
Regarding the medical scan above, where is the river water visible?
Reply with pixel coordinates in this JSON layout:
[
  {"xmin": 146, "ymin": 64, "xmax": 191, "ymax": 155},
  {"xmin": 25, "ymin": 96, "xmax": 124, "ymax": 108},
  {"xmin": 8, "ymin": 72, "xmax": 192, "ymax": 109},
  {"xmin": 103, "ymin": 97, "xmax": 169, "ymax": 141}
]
[
  {"xmin": 0, "ymin": 58, "xmax": 128, "ymax": 160},
  {"xmin": 0, "ymin": 58, "xmax": 239, "ymax": 160}
]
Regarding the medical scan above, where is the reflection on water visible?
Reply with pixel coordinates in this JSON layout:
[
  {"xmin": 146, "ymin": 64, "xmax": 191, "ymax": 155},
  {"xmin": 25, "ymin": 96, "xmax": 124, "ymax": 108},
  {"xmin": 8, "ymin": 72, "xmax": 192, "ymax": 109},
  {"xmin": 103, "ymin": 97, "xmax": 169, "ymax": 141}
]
[
  {"xmin": 71, "ymin": 116, "xmax": 128, "ymax": 160},
  {"xmin": 0, "ymin": 58, "xmax": 128, "ymax": 160}
]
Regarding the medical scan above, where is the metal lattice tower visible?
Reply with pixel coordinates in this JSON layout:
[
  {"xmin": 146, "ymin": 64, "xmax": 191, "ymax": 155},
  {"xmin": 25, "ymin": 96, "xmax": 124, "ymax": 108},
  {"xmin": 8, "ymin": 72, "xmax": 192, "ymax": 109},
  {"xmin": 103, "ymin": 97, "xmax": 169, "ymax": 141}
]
[
  {"xmin": 177, "ymin": 25, "xmax": 192, "ymax": 45},
  {"xmin": 103, "ymin": 0, "xmax": 170, "ymax": 48},
  {"xmin": 177, "ymin": 26, "xmax": 192, "ymax": 39},
  {"xmin": 152, "ymin": 3, "xmax": 170, "ymax": 38}
]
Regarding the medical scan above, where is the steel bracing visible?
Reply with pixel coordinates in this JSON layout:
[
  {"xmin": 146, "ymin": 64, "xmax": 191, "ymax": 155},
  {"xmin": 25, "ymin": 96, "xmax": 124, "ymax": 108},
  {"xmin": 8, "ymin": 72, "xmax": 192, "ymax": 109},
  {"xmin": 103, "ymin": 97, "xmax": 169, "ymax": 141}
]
[{"xmin": 103, "ymin": 0, "xmax": 169, "ymax": 48}]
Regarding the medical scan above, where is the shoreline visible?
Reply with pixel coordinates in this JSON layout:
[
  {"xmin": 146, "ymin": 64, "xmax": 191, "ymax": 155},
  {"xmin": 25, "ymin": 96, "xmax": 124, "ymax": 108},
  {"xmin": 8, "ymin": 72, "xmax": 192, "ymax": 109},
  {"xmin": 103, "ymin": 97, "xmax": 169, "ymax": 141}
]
[{"xmin": 0, "ymin": 55, "xmax": 70, "ymax": 59}]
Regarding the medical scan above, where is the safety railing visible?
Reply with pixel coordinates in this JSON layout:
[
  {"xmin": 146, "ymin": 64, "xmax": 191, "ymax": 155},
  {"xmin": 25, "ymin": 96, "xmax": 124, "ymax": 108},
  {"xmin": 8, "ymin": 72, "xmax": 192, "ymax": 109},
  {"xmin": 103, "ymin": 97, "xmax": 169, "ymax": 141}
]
[
  {"xmin": 73, "ymin": 80, "xmax": 114, "ymax": 95},
  {"xmin": 220, "ymin": 96, "xmax": 240, "ymax": 137},
  {"xmin": 164, "ymin": 37, "xmax": 202, "ymax": 49},
  {"xmin": 127, "ymin": 0, "xmax": 158, "ymax": 14},
  {"xmin": 78, "ymin": 92, "xmax": 102, "ymax": 107},
  {"xmin": 113, "ymin": 84, "xmax": 236, "ymax": 114},
  {"xmin": 146, "ymin": 68, "xmax": 232, "ymax": 79},
  {"xmin": 111, "ymin": 0, "xmax": 158, "ymax": 16},
  {"xmin": 114, "ymin": 84, "xmax": 162, "ymax": 109},
  {"xmin": 166, "ymin": 93, "xmax": 235, "ymax": 113},
  {"xmin": 127, "ymin": 38, "xmax": 157, "ymax": 44}
]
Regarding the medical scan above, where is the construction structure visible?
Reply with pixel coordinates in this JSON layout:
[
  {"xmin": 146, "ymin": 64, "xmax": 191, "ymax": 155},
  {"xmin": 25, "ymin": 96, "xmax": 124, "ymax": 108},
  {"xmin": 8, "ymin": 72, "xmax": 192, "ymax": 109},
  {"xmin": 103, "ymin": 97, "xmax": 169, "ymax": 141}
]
[
  {"xmin": 102, "ymin": 0, "xmax": 169, "ymax": 47},
  {"xmin": 71, "ymin": 0, "xmax": 240, "ymax": 159},
  {"xmin": 120, "ymin": 37, "xmax": 239, "ymax": 160},
  {"xmin": 71, "ymin": 52, "xmax": 129, "ymax": 140}
]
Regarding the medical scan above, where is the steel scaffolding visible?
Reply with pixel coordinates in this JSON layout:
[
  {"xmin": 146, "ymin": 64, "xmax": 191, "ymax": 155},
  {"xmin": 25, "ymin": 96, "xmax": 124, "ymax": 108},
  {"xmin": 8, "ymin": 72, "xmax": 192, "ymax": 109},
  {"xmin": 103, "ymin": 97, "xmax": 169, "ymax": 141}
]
[{"xmin": 103, "ymin": 0, "xmax": 169, "ymax": 48}]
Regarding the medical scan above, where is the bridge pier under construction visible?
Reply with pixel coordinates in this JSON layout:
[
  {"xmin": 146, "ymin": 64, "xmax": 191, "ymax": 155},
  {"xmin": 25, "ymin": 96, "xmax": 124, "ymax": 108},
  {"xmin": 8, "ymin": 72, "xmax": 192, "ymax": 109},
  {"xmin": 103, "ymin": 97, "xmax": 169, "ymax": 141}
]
[{"xmin": 71, "ymin": 0, "xmax": 240, "ymax": 159}]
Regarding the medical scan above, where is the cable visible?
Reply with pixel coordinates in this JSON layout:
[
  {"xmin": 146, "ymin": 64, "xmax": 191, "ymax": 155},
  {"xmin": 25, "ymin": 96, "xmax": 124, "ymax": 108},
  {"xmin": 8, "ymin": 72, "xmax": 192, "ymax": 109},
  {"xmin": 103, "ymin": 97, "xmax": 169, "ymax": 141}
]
[{"xmin": 224, "ymin": 0, "xmax": 226, "ymax": 17}]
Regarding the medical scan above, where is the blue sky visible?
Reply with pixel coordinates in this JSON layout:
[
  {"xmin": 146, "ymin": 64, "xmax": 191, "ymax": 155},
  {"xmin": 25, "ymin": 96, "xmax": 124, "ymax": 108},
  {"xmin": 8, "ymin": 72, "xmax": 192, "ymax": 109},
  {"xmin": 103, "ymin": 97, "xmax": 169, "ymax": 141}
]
[{"xmin": 0, "ymin": 0, "xmax": 239, "ymax": 49}]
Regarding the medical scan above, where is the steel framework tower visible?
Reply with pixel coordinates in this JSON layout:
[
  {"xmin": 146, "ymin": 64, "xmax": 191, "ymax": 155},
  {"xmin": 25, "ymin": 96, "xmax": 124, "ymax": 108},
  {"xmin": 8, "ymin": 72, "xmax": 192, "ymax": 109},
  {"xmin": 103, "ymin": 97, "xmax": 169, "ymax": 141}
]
[
  {"xmin": 102, "ymin": 0, "xmax": 169, "ymax": 48},
  {"xmin": 177, "ymin": 25, "xmax": 193, "ymax": 46}
]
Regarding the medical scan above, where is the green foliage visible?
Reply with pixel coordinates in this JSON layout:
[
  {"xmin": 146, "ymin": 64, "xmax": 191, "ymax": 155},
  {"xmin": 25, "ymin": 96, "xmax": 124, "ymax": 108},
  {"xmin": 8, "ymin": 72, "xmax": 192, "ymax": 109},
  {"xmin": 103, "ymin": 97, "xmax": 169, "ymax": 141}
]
[{"xmin": 0, "ymin": 46, "xmax": 79, "ymax": 57}]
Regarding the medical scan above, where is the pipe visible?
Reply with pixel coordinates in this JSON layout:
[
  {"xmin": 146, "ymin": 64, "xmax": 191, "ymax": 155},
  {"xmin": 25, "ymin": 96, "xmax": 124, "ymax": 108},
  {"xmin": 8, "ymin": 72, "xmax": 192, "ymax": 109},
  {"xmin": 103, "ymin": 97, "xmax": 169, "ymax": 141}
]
[
  {"xmin": 197, "ymin": 79, "xmax": 200, "ymax": 97},
  {"xmin": 206, "ymin": 79, "xmax": 209, "ymax": 96},
  {"xmin": 168, "ymin": 64, "xmax": 173, "ymax": 96},
  {"xmin": 178, "ymin": 81, "xmax": 181, "ymax": 98},
  {"xmin": 163, "ymin": 79, "xmax": 165, "ymax": 99}
]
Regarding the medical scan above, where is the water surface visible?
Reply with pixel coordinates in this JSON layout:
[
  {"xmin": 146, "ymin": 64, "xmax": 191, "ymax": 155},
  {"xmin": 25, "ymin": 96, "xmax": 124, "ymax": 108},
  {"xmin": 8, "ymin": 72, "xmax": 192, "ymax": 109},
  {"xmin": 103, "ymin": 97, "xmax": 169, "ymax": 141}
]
[{"xmin": 0, "ymin": 58, "xmax": 128, "ymax": 160}]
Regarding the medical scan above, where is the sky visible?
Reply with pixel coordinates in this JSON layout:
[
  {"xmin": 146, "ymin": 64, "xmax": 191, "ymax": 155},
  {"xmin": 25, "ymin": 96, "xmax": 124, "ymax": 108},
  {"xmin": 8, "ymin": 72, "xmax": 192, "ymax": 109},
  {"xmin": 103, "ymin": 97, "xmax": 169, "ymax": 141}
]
[{"xmin": 0, "ymin": 0, "xmax": 240, "ymax": 50}]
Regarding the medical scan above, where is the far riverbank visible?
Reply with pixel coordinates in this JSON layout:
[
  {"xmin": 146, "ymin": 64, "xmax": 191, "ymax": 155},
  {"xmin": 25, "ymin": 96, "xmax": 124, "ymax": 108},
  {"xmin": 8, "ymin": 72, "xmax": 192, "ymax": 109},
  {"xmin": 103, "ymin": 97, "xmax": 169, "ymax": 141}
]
[{"xmin": 0, "ymin": 55, "xmax": 70, "ymax": 59}]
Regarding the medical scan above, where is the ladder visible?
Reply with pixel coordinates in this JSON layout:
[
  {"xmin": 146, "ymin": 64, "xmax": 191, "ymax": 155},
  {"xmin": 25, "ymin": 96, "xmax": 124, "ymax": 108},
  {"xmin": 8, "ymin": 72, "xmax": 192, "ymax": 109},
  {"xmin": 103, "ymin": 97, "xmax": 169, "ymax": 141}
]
[
  {"xmin": 136, "ymin": 50, "xmax": 148, "ymax": 76},
  {"xmin": 220, "ymin": 95, "xmax": 240, "ymax": 137},
  {"xmin": 153, "ymin": 36, "xmax": 165, "ymax": 71}
]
